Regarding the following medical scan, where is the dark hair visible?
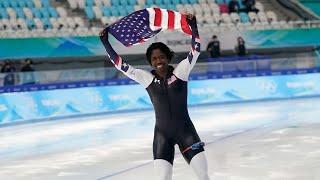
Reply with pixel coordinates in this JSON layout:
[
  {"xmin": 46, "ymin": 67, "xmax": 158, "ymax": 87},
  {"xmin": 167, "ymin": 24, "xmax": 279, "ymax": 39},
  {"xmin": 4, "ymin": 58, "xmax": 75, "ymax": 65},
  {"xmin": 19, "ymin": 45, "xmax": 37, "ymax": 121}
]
[
  {"xmin": 146, "ymin": 42, "xmax": 174, "ymax": 65},
  {"xmin": 212, "ymin": 35, "xmax": 217, "ymax": 39}
]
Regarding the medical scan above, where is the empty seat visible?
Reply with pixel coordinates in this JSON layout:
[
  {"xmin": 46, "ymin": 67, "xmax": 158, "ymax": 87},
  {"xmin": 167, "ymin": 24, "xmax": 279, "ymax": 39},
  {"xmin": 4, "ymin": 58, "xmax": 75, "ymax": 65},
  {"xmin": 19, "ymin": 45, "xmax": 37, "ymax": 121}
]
[
  {"xmin": 68, "ymin": 0, "xmax": 78, "ymax": 9},
  {"xmin": 230, "ymin": 12, "xmax": 240, "ymax": 23},
  {"xmin": 56, "ymin": 7, "xmax": 67, "ymax": 17},
  {"xmin": 23, "ymin": 7, "xmax": 34, "ymax": 19},
  {"xmin": 257, "ymin": 12, "xmax": 267, "ymax": 22},
  {"xmin": 266, "ymin": 11, "xmax": 277, "ymax": 22},
  {"xmin": 248, "ymin": 12, "xmax": 258, "ymax": 23}
]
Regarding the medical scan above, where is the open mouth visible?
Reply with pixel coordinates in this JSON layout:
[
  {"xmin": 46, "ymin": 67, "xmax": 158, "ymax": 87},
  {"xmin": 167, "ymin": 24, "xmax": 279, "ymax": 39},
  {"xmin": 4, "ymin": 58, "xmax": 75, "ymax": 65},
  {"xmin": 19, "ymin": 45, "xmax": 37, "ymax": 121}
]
[{"xmin": 156, "ymin": 64, "xmax": 164, "ymax": 69}]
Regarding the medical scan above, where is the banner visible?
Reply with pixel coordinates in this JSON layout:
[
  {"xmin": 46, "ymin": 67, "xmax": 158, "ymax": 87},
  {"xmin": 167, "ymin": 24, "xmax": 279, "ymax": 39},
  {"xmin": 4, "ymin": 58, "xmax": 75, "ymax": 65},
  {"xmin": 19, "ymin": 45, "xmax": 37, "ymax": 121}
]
[{"xmin": 1, "ymin": 73, "xmax": 320, "ymax": 125}]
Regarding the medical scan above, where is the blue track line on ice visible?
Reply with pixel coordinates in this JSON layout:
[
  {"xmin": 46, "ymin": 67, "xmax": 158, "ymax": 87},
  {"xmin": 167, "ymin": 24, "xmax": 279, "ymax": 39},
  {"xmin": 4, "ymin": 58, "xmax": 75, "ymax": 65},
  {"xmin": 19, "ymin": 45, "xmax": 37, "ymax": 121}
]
[{"xmin": 96, "ymin": 123, "xmax": 269, "ymax": 180}]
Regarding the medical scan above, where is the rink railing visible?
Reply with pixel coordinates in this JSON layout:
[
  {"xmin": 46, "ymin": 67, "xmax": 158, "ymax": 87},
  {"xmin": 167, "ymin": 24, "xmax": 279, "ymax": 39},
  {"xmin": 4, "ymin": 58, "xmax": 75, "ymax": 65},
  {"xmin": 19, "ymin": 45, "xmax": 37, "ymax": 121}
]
[{"xmin": 0, "ymin": 53, "xmax": 318, "ymax": 93}]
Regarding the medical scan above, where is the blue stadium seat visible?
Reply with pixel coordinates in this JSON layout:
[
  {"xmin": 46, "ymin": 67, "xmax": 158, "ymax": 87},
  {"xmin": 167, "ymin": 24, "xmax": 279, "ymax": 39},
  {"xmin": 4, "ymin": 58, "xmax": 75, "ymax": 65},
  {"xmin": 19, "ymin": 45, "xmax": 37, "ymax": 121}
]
[
  {"xmin": 215, "ymin": 0, "xmax": 225, "ymax": 4},
  {"xmin": 119, "ymin": 7, "xmax": 127, "ymax": 16},
  {"xmin": 125, "ymin": 6, "xmax": 134, "ymax": 14},
  {"xmin": 48, "ymin": 7, "xmax": 58, "ymax": 18},
  {"xmin": 41, "ymin": 0, "xmax": 51, "ymax": 7},
  {"xmin": 239, "ymin": 12, "xmax": 249, "ymax": 23},
  {"xmin": 26, "ymin": 19, "xmax": 36, "ymax": 29},
  {"xmin": 101, "ymin": 7, "xmax": 111, "ymax": 16},
  {"xmin": 180, "ymin": 0, "xmax": 189, "ymax": 4},
  {"xmin": 128, "ymin": 0, "xmax": 137, "ymax": 6},
  {"xmin": 15, "ymin": 8, "xmax": 26, "ymax": 19},
  {"xmin": 146, "ymin": 0, "xmax": 154, "ymax": 6},
  {"xmin": 0, "ymin": 8, "xmax": 9, "ymax": 19},
  {"xmin": 159, "ymin": 4, "xmax": 166, "ymax": 9},
  {"xmin": 110, "ymin": 7, "xmax": 119, "ymax": 16},
  {"xmin": 237, "ymin": 0, "xmax": 245, "ymax": 9},
  {"xmin": 18, "ymin": 1, "xmax": 27, "ymax": 8},
  {"xmin": 2, "ymin": 0, "xmax": 10, "ymax": 8},
  {"xmin": 155, "ymin": 0, "xmax": 163, "ymax": 5},
  {"xmin": 172, "ymin": 0, "xmax": 180, "ymax": 5},
  {"xmin": 10, "ymin": 1, "xmax": 19, "ymax": 8},
  {"xmin": 225, "ymin": 0, "xmax": 231, "ymax": 5},
  {"xmin": 85, "ymin": 7, "xmax": 95, "ymax": 19},
  {"xmin": 166, "ymin": 4, "xmax": 176, "ymax": 11},
  {"xmin": 32, "ymin": 8, "xmax": 42, "ymax": 18},
  {"xmin": 85, "ymin": 0, "xmax": 94, "ymax": 7},
  {"xmin": 26, "ymin": 1, "xmax": 35, "ymax": 8},
  {"xmin": 41, "ymin": 18, "xmax": 53, "ymax": 29},
  {"xmin": 163, "ymin": 0, "xmax": 172, "ymax": 5},
  {"xmin": 188, "ymin": 0, "xmax": 197, "ymax": 4},
  {"xmin": 40, "ymin": 8, "xmax": 50, "ymax": 18},
  {"xmin": 111, "ymin": 0, "xmax": 121, "ymax": 6},
  {"xmin": 120, "ymin": 0, "xmax": 128, "ymax": 6}
]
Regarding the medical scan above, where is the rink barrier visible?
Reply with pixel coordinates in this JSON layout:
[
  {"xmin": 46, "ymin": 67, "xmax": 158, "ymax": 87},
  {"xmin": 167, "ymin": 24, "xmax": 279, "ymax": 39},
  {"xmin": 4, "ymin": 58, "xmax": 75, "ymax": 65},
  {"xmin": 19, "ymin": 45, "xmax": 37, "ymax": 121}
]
[
  {"xmin": 0, "ymin": 67, "xmax": 319, "ymax": 93},
  {"xmin": 1, "ymin": 71, "xmax": 320, "ymax": 124}
]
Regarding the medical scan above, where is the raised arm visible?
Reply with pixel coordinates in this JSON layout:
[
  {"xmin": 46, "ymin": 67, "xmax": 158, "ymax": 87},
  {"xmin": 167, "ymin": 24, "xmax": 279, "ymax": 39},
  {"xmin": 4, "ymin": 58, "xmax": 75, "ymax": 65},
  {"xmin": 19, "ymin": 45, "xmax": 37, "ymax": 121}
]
[
  {"xmin": 173, "ymin": 15, "xmax": 201, "ymax": 81},
  {"xmin": 99, "ymin": 28, "xmax": 154, "ymax": 88}
]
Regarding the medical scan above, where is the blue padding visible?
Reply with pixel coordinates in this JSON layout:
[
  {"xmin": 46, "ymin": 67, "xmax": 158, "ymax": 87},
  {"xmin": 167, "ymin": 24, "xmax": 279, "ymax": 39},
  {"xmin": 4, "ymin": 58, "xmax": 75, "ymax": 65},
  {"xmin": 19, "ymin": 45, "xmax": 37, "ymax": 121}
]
[
  {"xmin": 85, "ymin": 7, "xmax": 95, "ymax": 19},
  {"xmin": 188, "ymin": 0, "xmax": 197, "ymax": 4}
]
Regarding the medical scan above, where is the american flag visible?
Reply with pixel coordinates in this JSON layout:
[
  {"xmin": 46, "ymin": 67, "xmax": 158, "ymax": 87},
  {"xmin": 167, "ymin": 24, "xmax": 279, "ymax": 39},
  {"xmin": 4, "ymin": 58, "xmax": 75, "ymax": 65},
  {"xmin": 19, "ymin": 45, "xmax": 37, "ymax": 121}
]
[{"xmin": 107, "ymin": 8, "xmax": 196, "ymax": 47}]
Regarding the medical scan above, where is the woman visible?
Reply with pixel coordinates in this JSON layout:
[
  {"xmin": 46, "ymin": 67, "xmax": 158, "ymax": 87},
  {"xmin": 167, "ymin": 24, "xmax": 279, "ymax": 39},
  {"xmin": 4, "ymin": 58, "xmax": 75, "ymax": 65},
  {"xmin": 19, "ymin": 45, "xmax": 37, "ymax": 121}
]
[{"xmin": 100, "ymin": 14, "xmax": 210, "ymax": 180}]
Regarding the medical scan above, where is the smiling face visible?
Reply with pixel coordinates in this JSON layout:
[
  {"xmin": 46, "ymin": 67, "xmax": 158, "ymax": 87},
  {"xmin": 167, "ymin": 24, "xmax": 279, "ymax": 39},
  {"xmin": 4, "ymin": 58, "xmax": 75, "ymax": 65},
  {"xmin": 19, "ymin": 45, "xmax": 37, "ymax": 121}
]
[{"xmin": 150, "ymin": 48, "xmax": 169, "ymax": 73}]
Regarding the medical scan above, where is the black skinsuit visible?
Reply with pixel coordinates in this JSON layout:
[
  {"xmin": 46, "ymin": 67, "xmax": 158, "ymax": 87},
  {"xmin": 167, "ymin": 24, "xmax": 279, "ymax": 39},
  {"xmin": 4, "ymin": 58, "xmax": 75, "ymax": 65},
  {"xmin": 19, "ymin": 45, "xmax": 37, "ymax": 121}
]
[{"xmin": 148, "ymin": 66, "xmax": 203, "ymax": 164}]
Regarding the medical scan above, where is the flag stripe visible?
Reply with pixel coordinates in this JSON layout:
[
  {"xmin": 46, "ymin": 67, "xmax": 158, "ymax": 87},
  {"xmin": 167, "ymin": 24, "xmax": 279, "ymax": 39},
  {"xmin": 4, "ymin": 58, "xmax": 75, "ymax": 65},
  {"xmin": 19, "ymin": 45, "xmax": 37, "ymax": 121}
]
[
  {"xmin": 180, "ymin": 14, "xmax": 192, "ymax": 35},
  {"xmin": 160, "ymin": 8, "xmax": 169, "ymax": 30},
  {"xmin": 154, "ymin": 8, "xmax": 162, "ymax": 27},
  {"xmin": 167, "ymin": 10, "xmax": 175, "ymax": 29},
  {"xmin": 174, "ymin": 11, "xmax": 181, "ymax": 30}
]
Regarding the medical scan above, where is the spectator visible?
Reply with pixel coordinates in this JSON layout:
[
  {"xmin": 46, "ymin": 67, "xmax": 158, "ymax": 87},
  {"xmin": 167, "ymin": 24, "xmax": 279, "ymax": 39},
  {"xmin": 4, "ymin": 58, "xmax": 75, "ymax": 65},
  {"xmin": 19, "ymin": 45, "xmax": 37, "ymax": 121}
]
[
  {"xmin": 1, "ymin": 60, "xmax": 16, "ymax": 86},
  {"xmin": 229, "ymin": 0, "xmax": 241, "ymax": 13},
  {"xmin": 242, "ymin": 0, "xmax": 259, "ymax": 13},
  {"xmin": 20, "ymin": 58, "xmax": 35, "ymax": 85},
  {"xmin": 206, "ymin": 35, "xmax": 221, "ymax": 58},
  {"xmin": 235, "ymin": 37, "xmax": 247, "ymax": 56}
]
